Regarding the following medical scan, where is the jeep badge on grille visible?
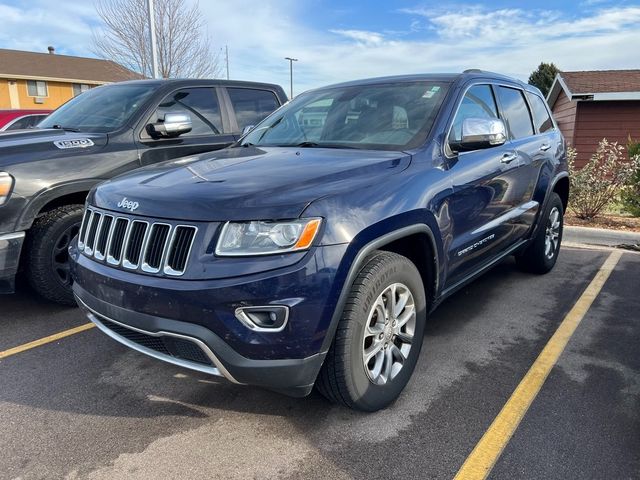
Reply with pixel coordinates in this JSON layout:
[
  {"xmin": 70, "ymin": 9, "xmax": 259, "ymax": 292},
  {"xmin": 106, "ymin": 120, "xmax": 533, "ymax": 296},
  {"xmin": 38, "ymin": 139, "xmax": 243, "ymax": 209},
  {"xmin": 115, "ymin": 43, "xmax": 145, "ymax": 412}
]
[{"xmin": 117, "ymin": 197, "xmax": 139, "ymax": 212}]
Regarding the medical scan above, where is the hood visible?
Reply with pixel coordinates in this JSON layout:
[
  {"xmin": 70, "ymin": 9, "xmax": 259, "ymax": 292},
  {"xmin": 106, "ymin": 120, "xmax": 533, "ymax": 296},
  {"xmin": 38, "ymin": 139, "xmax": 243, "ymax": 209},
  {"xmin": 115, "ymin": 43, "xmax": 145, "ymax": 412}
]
[
  {"xmin": 0, "ymin": 129, "xmax": 108, "ymax": 167},
  {"xmin": 91, "ymin": 146, "xmax": 411, "ymax": 221}
]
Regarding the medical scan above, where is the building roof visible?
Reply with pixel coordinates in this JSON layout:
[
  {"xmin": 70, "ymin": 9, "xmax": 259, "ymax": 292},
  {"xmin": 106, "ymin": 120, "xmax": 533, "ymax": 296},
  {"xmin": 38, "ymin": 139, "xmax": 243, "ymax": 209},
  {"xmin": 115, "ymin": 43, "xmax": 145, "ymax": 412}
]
[
  {"xmin": 0, "ymin": 48, "xmax": 143, "ymax": 84},
  {"xmin": 547, "ymin": 69, "xmax": 640, "ymax": 107}
]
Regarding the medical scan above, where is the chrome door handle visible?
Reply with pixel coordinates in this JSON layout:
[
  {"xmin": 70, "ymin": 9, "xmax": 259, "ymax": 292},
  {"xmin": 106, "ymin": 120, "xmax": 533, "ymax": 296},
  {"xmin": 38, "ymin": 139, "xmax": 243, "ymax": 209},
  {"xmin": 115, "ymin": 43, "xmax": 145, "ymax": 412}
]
[
  {"xmin": 501, "ymin": 152, "xmax": 518, "ymax": 164},
  {"xmin": 540, "ymin": 143, "xmax": 551, "ymax": 151}
]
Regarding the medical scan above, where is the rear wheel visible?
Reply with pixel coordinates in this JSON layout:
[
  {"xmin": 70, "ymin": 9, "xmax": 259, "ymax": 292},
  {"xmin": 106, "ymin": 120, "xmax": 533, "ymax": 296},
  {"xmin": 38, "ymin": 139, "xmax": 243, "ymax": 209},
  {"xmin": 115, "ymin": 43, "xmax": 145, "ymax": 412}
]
[
  {"xmin": 24, "ymin": 205, "xmax": 84, "ymax": 306},
  {"xmin": 316, "ymin": 251, "xmax": 427, "ymax": 411},
  {"xmin": 516, "ymin": 192, "xmax": 564, "ymax": 274}
]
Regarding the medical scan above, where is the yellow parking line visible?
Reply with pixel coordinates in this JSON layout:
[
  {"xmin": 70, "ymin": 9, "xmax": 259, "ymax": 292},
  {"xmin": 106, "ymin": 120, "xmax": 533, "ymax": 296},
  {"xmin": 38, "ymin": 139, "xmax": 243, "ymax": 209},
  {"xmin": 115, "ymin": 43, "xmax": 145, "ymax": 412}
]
[
  {"xmin": 0, "ymin": 323, "xmax": 95, "ymax": 360},
  {"xmin": 454, "ymin": 250, "xmax": 623, "ymax": 480}
]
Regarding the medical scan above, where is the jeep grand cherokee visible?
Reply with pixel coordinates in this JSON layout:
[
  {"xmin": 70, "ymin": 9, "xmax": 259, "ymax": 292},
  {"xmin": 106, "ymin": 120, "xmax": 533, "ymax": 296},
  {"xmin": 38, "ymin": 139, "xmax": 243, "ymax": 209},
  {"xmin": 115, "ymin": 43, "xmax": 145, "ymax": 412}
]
[{"xmin": 70, "ymin": 71, "xmax": 568, "ymax": 411}]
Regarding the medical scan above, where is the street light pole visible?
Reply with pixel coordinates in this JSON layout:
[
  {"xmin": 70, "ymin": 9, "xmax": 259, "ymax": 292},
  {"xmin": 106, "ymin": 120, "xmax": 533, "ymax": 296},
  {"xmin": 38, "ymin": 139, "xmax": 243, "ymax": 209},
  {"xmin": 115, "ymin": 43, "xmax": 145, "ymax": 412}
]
[
  {"xmin": 147, "ymin": 0, "xmax": 159, "ymax": 79},
  {"xmin": 284, "ymin": 57, "xmax": 298, "ymax": 98}
]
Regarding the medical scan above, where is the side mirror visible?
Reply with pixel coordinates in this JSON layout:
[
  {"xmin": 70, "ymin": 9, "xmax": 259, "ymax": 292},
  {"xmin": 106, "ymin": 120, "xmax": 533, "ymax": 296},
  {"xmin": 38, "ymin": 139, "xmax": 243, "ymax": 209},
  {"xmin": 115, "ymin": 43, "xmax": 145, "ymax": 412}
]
[
  {"xmin": 242, "ymin": 125, "xmax": 255, "ymax": 136},
  {"xmin": 454, "ymin": 117, "xmax": 507, "ymax": 152},
  {"xmin": 148, "ymin": 112, "xmax": 192, "ymax": 138}
]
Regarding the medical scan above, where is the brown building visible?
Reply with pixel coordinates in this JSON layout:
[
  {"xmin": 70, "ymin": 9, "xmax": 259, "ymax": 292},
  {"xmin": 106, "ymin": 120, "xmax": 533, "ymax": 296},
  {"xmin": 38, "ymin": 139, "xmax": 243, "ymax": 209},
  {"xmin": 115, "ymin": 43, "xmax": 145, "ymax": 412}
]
[
  {"xmin": 546, "ymin": 69, "xmax": 640, "ymax": 168},
  {"xmin": 0, "ymin": 47, "xmax": 142, "ymax": 110}
]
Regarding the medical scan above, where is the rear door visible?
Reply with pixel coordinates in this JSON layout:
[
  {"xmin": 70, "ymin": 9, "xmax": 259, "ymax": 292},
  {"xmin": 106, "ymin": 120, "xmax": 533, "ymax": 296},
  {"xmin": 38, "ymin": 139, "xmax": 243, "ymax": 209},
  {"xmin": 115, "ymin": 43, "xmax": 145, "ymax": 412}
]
[
  {"xmin": 137, "ymin": 87, "xmax": 236, "ymax": 166},
  {"xmin": 222, "ymin": 87, "xmax": 282, "ymax": 138},
  {"xmin": 524, "ymin": 91, "xmax": 563, "ymax": 202},
  {"xmin": 493, "ymin": 86, "xmax": 543, "ymax": 235}
]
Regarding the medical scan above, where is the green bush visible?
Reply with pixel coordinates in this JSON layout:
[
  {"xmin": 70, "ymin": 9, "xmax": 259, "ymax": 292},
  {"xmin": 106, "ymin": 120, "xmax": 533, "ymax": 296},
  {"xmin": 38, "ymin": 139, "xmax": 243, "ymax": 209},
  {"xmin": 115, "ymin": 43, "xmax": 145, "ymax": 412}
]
[
  {"xmin": 620, "ymin": 136, "xmax": 640, "ymax": 217},
  {"xmin": 568, "ymin": 139, "xmax": 638, "ymax": 220}
]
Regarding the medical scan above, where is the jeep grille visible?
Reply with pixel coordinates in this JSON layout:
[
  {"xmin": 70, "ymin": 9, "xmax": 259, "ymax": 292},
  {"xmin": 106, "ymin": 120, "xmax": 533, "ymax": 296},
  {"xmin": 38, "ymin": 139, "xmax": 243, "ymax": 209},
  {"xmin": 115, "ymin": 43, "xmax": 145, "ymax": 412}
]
[{"xmin": 78, "ymin": 207, "xmax": 197, "ymax": 276}]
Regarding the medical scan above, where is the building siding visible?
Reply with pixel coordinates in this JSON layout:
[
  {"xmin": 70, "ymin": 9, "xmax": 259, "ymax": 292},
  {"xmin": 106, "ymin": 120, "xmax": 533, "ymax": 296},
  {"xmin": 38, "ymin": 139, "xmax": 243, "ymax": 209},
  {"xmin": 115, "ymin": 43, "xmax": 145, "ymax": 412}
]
[
  {"xmin": 0, "ymin": 79, "xmax": 81, "ymax": 110},
  {"xmin": 0, "ymin": 79, "xmax": 10, "ymax": 109},
  {"xmin": 573, "ymin": 100, "xmax": 640, "ymax": 168},
  {"xmin": 551, "ymin": 90, "xmax": 577, "ymax": 146}
]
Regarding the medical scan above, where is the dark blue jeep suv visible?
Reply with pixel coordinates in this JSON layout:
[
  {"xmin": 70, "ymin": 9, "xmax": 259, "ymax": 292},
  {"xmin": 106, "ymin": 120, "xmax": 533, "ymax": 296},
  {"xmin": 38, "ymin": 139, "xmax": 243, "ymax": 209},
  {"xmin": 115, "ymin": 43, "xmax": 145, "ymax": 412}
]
[{"xmin": 70, "ymin": 71, "xmax": 568, "ymax": 411}]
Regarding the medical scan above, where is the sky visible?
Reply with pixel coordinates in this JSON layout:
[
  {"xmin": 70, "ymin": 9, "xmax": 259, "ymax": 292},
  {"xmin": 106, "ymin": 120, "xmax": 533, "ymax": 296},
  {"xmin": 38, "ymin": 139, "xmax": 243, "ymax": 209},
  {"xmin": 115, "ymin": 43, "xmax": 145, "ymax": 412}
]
[{"xmin": 1, "ymin": 0, "xmax": 639, "ymax": 94}]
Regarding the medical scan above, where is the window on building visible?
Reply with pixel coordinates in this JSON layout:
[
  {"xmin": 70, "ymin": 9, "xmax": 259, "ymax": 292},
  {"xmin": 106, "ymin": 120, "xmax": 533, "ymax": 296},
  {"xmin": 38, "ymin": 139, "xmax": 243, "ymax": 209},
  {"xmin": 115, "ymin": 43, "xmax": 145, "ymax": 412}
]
[
  {"xmin": 73, "ymin": 83, "xmax": 91, "ymax": 97},
  {"xmin": 27, "ymin": 80, "xmax": 48, "ymax": 97},
  {"xmin": 227, "ymin": 88, "xmax": 280, "ymax": 131}
]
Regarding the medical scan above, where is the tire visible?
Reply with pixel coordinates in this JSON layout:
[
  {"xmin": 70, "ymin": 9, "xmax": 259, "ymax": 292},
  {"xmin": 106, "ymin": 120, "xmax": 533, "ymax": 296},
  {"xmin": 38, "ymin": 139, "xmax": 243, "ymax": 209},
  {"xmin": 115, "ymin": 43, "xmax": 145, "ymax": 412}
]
[
  {"xmin": 316, "ymin": 251, "xmax": 427, "ymax": 411},
  {"xmin": 515, "ymin": 192, "xmax": 564, "ymax": 274},
  {"xmin": 24, "ymin": 205, "xmax": 84, "ymax": 306}
]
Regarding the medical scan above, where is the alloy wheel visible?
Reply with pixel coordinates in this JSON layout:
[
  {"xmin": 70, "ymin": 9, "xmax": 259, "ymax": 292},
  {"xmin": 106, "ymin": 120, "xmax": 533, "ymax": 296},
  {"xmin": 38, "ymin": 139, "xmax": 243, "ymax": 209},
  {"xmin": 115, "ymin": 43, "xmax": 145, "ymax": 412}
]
[
  {"xmin": 544, "ymin": 206, "xmax": 561, "ymax": 259},
  {"xmin": 362, "ymin": 282, "xmax": 416, "ymax": 385}
]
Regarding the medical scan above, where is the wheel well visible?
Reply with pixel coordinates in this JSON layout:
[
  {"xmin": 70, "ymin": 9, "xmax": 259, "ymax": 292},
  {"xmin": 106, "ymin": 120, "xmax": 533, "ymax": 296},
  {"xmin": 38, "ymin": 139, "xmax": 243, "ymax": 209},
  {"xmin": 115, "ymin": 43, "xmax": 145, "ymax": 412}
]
[
  {"xmin": 553, "ymin": 177, "xmax": 569, "ymax": 212},
  {"xmin": 377, "ymin": 233, "xmax": 437, "ymax": 308},
  {"xmin": 38, "ymin": 192, "xmax": 88, "ymax": 215}
]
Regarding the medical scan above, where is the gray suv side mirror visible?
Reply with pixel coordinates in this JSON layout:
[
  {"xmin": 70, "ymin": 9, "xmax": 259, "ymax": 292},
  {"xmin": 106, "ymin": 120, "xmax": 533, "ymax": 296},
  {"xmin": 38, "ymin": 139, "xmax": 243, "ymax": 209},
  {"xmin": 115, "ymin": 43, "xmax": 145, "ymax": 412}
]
[
  {"xmin": 455, "ymin": 117, "xmax": 507, "ymax": 152},
  {"xmin": 148, "ymin": 112, "xmax": 192, "ymax": 138}
]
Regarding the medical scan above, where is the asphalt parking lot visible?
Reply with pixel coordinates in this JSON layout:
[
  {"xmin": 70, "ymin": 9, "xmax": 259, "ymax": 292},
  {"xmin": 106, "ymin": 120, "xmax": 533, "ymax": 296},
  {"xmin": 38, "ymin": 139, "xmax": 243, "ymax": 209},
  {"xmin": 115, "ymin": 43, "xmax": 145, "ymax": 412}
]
[{"xmin": 1, "ymin": 246, "xmax": 638, "ymax": 480}]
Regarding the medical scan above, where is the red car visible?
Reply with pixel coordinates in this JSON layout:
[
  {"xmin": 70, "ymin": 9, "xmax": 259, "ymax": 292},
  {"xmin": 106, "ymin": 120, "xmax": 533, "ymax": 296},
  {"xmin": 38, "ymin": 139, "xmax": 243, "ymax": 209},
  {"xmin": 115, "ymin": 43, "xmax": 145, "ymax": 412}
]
[{"xmin": 0, "ymin": 109, "xmax": 52, "ymax": 132}]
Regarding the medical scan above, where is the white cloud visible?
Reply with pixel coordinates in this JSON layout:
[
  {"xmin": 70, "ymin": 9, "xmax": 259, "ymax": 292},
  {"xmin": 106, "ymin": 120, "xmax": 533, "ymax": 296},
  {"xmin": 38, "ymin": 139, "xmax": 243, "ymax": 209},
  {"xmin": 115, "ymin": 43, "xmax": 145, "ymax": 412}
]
[
  {"xmin": 0, "ymin": 1, "xmax": 97, "ymax": 56},
  {"xmin": 330, "ymin": 29, "xmax": 386, "ymax": 45},
  {"xmin": 199, "ymin": 2, "xmax": 640, "ymax": 93}
]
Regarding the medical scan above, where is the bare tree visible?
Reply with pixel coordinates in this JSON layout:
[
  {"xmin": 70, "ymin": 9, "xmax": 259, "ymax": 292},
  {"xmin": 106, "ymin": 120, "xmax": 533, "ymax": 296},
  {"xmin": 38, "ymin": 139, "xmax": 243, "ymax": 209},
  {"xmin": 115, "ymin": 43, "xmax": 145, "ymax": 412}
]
[{"xmin": 92, "ymin": 0, "xmax": 222, "ymax": 78}]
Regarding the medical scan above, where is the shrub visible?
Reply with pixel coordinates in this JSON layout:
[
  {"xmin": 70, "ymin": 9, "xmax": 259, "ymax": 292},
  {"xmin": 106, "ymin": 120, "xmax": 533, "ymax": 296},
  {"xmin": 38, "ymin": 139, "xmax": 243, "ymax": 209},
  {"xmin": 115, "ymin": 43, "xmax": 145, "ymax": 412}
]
[
  {"xmin": 620, "ymin": 137, "xmax": 640, "ymax": 217},
  {"xmin": 568, "ymin": 139, "xmax": 638, "ymax": 220}
]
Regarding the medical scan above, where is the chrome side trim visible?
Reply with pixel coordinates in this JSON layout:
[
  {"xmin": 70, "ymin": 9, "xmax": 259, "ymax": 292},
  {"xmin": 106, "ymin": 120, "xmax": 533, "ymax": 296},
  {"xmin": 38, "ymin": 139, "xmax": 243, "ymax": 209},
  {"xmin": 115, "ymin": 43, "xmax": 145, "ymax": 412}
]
[
  {"xmin": 0, "ymin": 231, "xmax": 26, "ymax": 241},
  {"xmin": 76, "ymin": 296, "xmax": 241, "ymax": 384},
  {"xmin": 234, "ymin": 305, "xmax": 290, "ymax": 333},
  {"xmin": 472, "ymin": 200, "xmax": 539, "ymax": 235}
]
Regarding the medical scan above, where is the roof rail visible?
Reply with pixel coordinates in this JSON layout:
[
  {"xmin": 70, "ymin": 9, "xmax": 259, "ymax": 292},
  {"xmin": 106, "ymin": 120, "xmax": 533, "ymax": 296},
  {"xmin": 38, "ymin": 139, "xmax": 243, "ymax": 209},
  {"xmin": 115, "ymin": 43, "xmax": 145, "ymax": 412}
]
[{"xmin": 463, "ymin": 69, "xmax": 483, "ymax": 73}]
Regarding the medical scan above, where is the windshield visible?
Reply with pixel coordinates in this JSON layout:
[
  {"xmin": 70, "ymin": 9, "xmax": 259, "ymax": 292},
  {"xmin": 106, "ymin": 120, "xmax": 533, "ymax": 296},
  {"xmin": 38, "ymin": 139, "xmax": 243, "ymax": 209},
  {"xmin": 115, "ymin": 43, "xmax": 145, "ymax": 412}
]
[
  {"xmin": 241, "ymin": 81, "xmax": 449, "ymax": 151},
  {"xmin": 39, "ymin": 85, "xmax": 155, "ymax": 133}
]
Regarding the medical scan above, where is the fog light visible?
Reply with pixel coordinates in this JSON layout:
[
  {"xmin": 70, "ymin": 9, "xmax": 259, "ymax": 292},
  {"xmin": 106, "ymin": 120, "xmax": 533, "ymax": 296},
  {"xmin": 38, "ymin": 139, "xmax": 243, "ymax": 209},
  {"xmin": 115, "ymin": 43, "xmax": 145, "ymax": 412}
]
[{"xmin": 234, "ymin": 306, "xmax": 289, "ymax": 332}]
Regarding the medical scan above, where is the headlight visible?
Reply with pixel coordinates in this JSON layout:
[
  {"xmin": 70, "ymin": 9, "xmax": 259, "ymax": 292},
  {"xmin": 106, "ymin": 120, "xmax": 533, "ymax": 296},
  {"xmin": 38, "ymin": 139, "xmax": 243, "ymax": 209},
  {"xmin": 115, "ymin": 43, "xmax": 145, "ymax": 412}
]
[
  {"xmin": 0, "ymin": 172, "xmax": 14, "ymax": 205},
  {"xmin": 215, "ymin": 218, "xmax": 322, "ymax": 256}
]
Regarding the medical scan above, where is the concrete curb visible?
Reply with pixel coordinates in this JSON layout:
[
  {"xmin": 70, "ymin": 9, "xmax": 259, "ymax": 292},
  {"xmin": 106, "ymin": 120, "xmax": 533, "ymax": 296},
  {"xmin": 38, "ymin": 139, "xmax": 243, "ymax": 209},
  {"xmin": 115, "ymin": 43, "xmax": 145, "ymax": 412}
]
[{"xmin": 564, "ymin": 225, "xmax": 640, "ymax": 247}]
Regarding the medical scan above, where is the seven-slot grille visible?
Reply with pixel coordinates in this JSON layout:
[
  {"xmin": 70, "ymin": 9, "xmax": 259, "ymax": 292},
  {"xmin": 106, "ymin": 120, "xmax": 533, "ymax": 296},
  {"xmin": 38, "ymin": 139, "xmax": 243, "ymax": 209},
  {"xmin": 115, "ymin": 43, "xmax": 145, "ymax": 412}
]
[{"xmin": 78, "ymin": 208, "xmax": 197, "ymax": 276}]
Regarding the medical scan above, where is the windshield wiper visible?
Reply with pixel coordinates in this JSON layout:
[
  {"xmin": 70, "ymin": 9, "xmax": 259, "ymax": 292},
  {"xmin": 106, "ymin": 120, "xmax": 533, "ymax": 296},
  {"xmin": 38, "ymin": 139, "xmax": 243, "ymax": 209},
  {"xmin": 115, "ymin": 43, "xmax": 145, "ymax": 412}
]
[
  {"xmin": 289, "ymin": 141, "xmax": 358, "ymax": 149},
  {"xmin": 51, "ymin": 125, "xmax": 81, "ymax": 133}
]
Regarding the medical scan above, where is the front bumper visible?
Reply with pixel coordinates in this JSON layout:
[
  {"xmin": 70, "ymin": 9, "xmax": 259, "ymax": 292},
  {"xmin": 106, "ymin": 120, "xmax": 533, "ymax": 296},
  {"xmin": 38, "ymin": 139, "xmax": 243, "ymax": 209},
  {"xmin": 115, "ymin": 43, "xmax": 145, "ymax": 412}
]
[
  {"xmin": 74, "ymin": 283, "xmax": 328, "ymax": 397},
  {"xmin": 0, "ymin": 231, "xmax": 25, "ymax": 293},
  {"xmin": 71, "ymin": 241, "xmax": 350, "ymax": 396}
]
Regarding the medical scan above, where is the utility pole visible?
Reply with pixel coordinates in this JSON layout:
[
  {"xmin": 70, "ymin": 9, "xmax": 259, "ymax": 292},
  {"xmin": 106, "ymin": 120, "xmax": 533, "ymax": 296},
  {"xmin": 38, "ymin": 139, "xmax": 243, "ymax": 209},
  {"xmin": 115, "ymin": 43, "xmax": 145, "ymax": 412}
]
[
  {"xmin": 225, "ymin": 45, "xmax": 230, "ymax": 80},
  {"xmin": 284, "ymin": 57, "xmax": 298, "ymax": 98},
  {"xmin": 147, "ymin": 0, "xmax": 159, "ymax": 78}
]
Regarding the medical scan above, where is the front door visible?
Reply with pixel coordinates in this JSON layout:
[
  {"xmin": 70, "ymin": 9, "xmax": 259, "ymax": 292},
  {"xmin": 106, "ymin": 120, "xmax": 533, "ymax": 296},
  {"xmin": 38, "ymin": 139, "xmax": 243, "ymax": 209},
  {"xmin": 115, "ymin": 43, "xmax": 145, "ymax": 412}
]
[
  {"xmin": 443, "ymin": 84, "xmax": 530, "ymax": 288},
  {"xmin": 137, "ymin": 87, "xmax": 236, "ymax": 166}
]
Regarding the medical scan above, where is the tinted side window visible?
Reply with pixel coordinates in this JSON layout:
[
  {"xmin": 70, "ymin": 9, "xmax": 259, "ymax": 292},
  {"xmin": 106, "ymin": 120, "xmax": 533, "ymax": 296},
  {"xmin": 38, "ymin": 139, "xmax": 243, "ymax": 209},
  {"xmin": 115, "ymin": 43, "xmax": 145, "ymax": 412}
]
[
  {"xmin": 152, "ymin": 88, "xmax": 222, "ymax": 136},
  {"xmin": 496, "ymin": 87, "xmax": 534, "ymax": 139},
  {"xmin": 7, "ymin": 116, "xmax": 32, "ymax": 130},
  {"xmin": 450, "ymin": 84, "xmax": 498, "ymax": 143},
  {"xmin": 526, "ymin": 92, "xmax": 554, "ymax": 133},
  {"xmin": 227, "ymin": 88, "xmax": 279, "ymax": 130}
]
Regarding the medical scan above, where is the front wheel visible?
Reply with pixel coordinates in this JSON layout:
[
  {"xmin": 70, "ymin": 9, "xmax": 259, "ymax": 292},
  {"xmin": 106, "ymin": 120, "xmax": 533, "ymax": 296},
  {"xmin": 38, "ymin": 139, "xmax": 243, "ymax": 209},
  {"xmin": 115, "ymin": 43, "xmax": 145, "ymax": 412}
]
[
  {"xmin": 516, "ymin": 192, "xmax": 564, "ymax": 274},
  {"xmin": 316, "ymin": 251, "xmax": 427, "ymax": 411},
  {"xmin": 24, "ymin": 205, "xmax": 84, "ymax": 306}
]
